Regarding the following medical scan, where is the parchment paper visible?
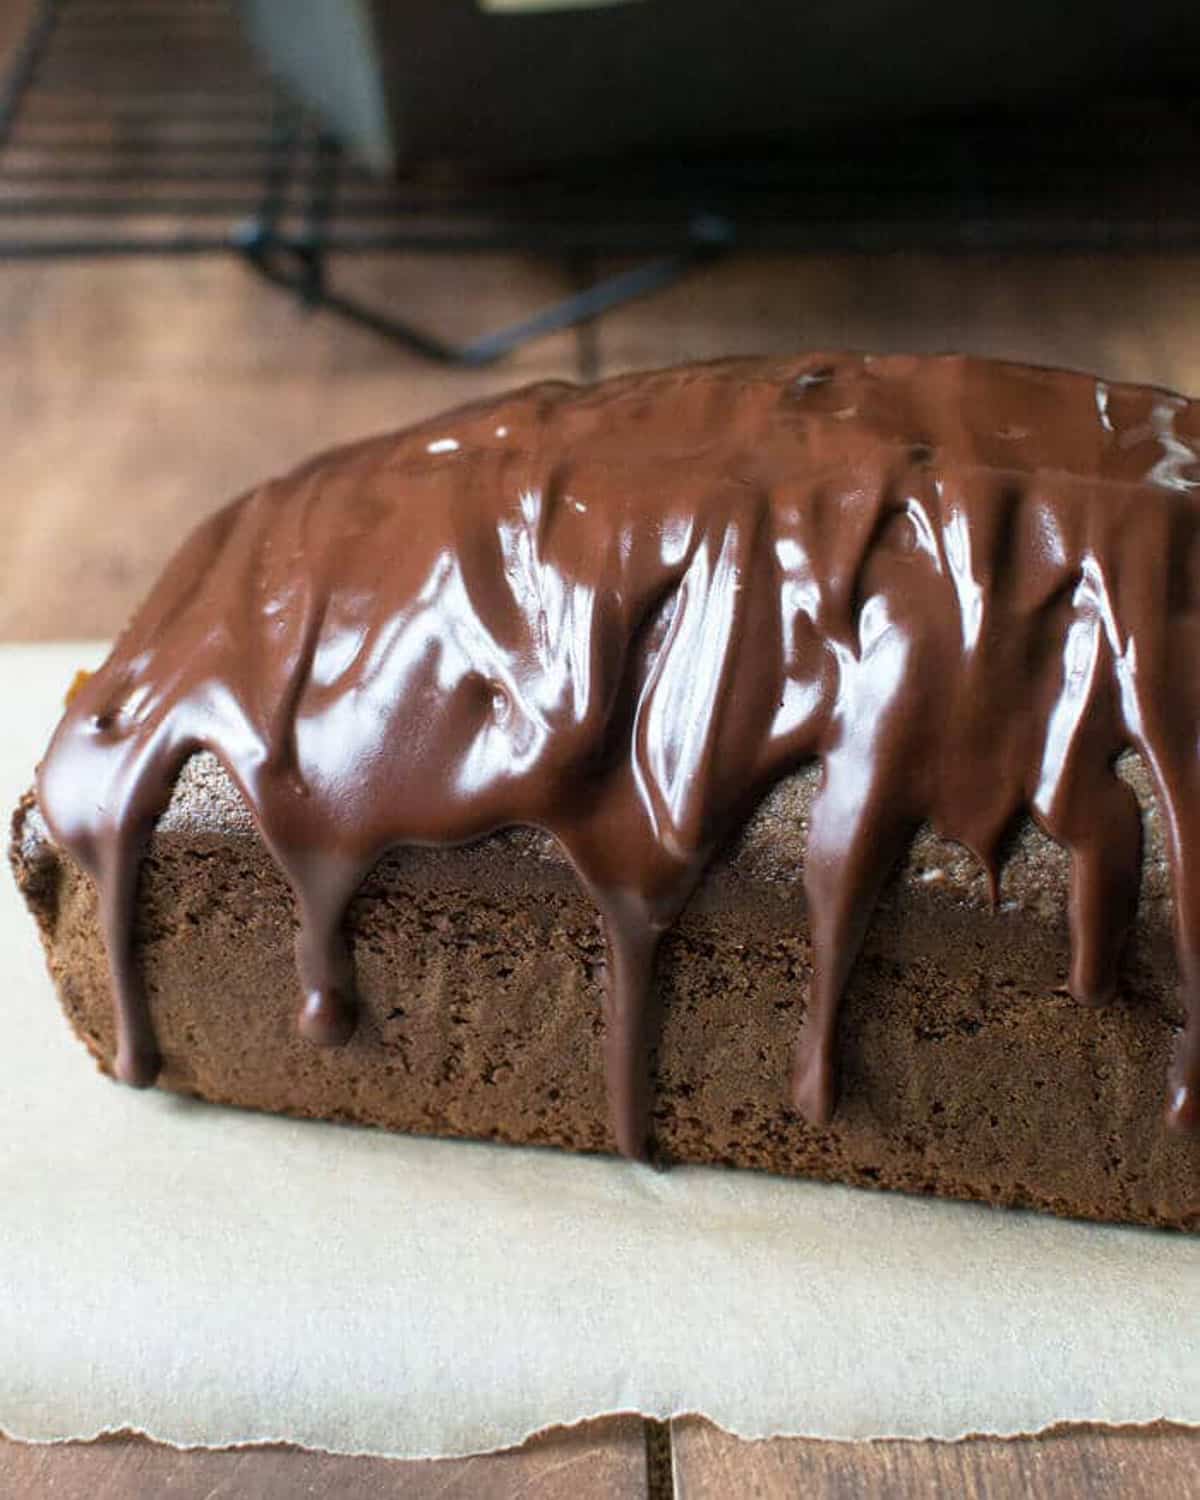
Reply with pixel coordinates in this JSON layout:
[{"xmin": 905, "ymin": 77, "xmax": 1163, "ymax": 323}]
[{"xmin": 2, "ymin": 643, "xmax": 1197, "ymax": 1457}]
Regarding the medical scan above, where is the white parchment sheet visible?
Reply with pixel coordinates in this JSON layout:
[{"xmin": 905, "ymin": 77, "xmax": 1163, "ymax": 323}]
[{"xmin": 2, "ymin": 644, "xmax": 1197, "ymax": 1457}]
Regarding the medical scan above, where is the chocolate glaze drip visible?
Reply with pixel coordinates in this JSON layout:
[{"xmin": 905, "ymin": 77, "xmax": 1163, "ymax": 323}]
[{"xmin": 36, "ymin": 354, "xmax": 1200, "ymax": 1154}]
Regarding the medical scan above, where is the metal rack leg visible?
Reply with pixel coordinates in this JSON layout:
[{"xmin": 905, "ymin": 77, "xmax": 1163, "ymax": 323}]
[
  {"xmin": 0, "ymin": 0, "xmax": 61, "ymax": 148},
  {"xmin": 238, "ymin": 240, "xmax": 719, "ymax": 367}
]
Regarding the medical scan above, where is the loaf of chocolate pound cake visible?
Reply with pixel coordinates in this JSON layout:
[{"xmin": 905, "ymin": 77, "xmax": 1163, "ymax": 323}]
[{"xmin": 11, "ymin": 353, "xmax": 1200, "ymax": 1229}]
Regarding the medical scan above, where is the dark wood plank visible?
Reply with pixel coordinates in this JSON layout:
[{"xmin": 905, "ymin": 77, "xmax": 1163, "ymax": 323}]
[
  {"xmin": 0, "ymin": 0, "xmax": 35, "ymax": 65},
  {"xmin": 590, "ymin": 251, "xmax": 1200, "ymax": 395},
  {"xmin": 0, "ymin": 1417, "xmax": 650, "ymax": 1500},
  {"xmin": 672, "ymin": 1418, "xmax": 1200, "ymax": 1500},
  {"xmin": 0, "ymin": 250, "xmax": 581, "ymax": 639}
]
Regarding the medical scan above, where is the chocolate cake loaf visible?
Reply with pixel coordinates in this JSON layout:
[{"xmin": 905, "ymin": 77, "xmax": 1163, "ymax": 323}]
[{"xmin": 11, "ymin": 353, "xmax": 1200, "ymax": 1230}]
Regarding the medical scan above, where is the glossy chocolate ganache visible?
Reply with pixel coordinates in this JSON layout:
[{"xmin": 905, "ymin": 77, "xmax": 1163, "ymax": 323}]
[{"xmin": 36, "ymin": 353, "xmax": 1200, "ymax": 1157}]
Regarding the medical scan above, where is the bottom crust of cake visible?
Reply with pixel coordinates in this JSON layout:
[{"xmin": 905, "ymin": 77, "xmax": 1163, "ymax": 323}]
[{"xmin": 11, "ymin": 762, "xmax": 1199, "ymax": 1232}]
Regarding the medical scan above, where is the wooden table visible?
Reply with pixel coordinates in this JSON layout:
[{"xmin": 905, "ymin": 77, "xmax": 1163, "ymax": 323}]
[{"xmin": 2, "ymin": 208, "xmax": 1198, "ymax": 1497}]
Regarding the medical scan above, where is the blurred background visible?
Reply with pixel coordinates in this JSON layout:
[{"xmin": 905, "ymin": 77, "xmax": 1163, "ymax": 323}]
[{"xmin": 4, "ymin": 0, "xmax": 1200, "ymax": 641}]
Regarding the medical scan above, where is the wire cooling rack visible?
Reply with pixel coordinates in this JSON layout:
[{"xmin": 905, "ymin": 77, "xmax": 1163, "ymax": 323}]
[{"xmin": 3, "ymin": 0, "xmax": 1199, "ymax": 364}]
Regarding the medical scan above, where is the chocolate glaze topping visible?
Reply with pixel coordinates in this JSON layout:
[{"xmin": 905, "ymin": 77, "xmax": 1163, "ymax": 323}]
[{"xmin": 36, "ymin": 354, "xmax": 1200, "ymax": 1155}]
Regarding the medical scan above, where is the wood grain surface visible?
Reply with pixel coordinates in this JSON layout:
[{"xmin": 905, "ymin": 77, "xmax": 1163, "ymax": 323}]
[
  {"xmin": 0, "ymin": 251, "xmax": 581, "ymax": 639},
  {"xmin": 2, "ymin": 7, "xmax": 1198, "ymax": 1491},
  {"xmin": 589, "ymin": 250, "xmax": 1200, "ymax": 395},
  {"xmin": 672, "ymin": 1420, "xmax": 1200, "ymax": 1499},
  {"xmin": 0, "ymin": 1418, "xmax": 650, "ymax": 1499}
]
